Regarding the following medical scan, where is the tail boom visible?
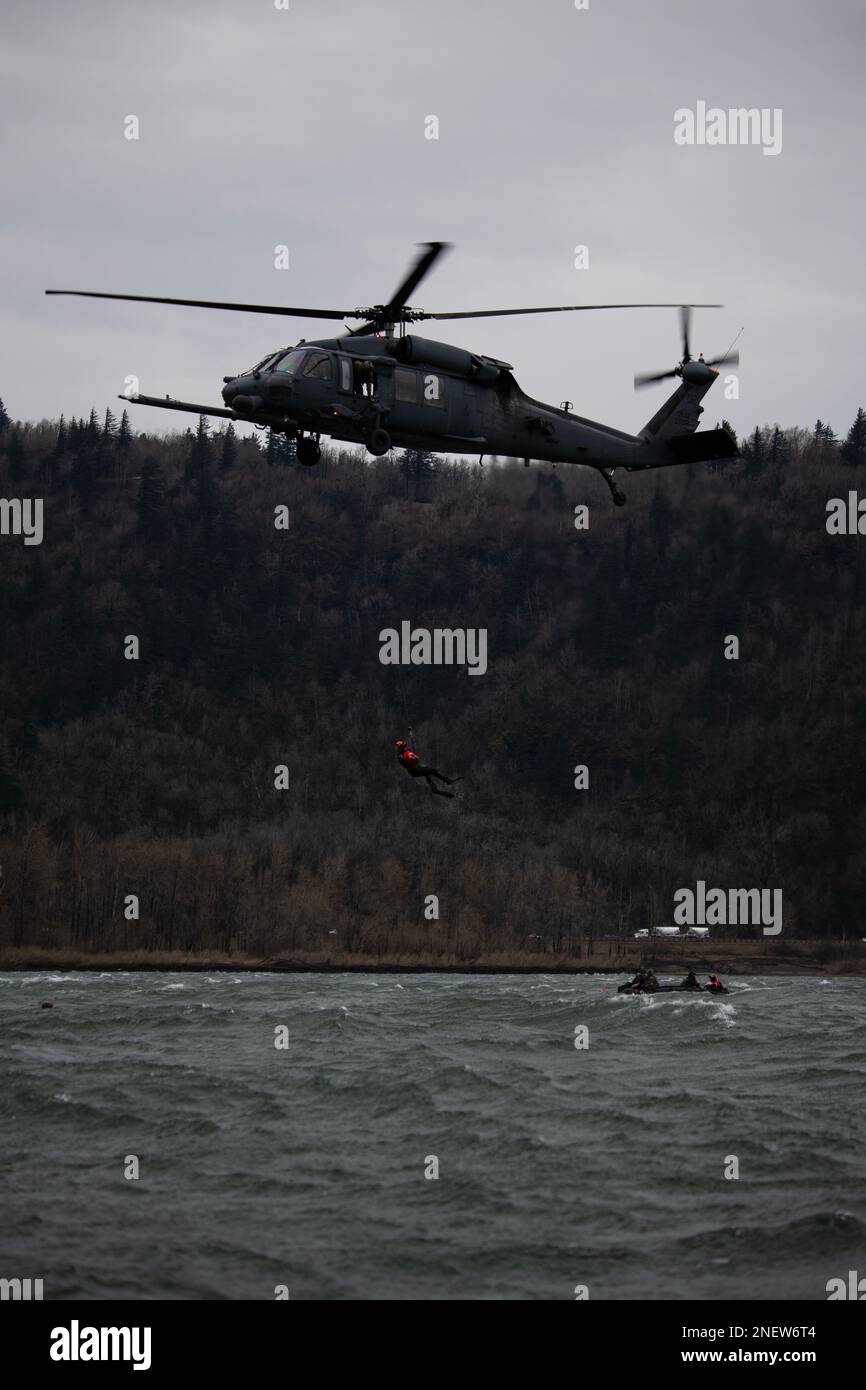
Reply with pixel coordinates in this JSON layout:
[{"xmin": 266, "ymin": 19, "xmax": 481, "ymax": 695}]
[{"xmin": 631, "ymin": 364, "xmax": 739, "ymax": 470}]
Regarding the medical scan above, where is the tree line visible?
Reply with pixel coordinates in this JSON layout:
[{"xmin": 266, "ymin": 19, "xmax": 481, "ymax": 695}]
[{"xmin": 0, "ymin": 398, "xmax": 864, "ymax": 956}]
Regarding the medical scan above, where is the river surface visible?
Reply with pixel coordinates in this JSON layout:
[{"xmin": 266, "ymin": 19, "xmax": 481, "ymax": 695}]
[{"xmin": 1, "ymin": 971, "xmax": 863, "ymax": 1300}]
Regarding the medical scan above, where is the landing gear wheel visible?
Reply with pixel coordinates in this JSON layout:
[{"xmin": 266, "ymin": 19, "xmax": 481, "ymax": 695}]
[
  {"xmin": 366, "ymin": 427, "xmax": 391, "ymax": 456},
  {"xmin": 296, "ymin": 436, "xmax": 321, "ymax": 467}
]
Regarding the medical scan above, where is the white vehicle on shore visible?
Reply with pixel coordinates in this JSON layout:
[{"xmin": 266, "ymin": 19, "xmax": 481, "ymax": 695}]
[{"xmin": 631, "ymin": 926, "xmax": 712, "ymax": 940}]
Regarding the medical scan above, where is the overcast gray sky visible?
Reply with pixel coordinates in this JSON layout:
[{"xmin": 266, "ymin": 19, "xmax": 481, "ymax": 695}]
[{"xmin": 2, "ymin": 0, "xmax": 864, "ymax": 441}]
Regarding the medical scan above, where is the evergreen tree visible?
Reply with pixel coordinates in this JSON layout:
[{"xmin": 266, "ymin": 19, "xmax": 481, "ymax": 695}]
[
  {"xmin": 399, "ymin": 447, "xmax": 437, "ymax": 498},
  {"xmin": 742, "ymin": 426, "xmax": 766, "ymax": 478},
  {"xmin": 136, "ymin": 456, "xmax": 168, "ymax": 540},
  {"xmin": 185, "ymin": 414, "xmax": 211, "ymax": 483},
  {"xmin": 719, "ymin": 419, "xmax": 738, "ymax": 446},
  {"xmin": 814, "ymin": 419, "xmax": 837, "ymax": 446},
  {"xmin": 219, "ymin": 422, "xmax": 237, "ymax": 472},
  {"xmin": 841, "ymin": 407, "xmax": 866, "ymax": 467},
  {"xmin": 265, "ymin": 429, "xmax": 296, "ymax": 467},
  {"xmin": 70, "ymin": 428, "xmax": 97, "ymax": 502},
  {"xmin": 86, "ymin": 408, "xmax": 101, "ymax": 441},
  {"xmin": 54, "ymin": 415, "xmax": 68, "ymax": 457},
  {"xmin": 0, "ymin": 396, "xmax": 10, "ymax": 435},
  {"xmin": 769, "ymin": 425, "xmax": 789, "ymax": 467},
  {"xmin": 103, "ymin": 407, "xmax": 117, "ymax": 440},
  {"xmin": 707, "ymin": 420, "xmax": 737, "ymax": 474},
  {"xmin": 7, "ymin": 427, "xmax": 26, "ymax": 481},
  {"xmin": 118, "ymin": 409, "xmax": 132, "ymax": 451},
  {"xmin": 186, "ymin": 415, "xmax": 218, "ymax": 523}
]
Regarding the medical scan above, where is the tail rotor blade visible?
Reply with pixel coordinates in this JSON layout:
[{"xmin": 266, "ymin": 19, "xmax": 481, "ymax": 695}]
[
  {"xmin": 634, "ymin": 368, "xmax": 679, "ymax": 389},
  {"xmin": 680, "ymin": 305, "xmax": 692, "ymax": 362}
]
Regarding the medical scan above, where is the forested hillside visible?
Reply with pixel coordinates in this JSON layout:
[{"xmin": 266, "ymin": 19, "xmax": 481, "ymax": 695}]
[{"xmin": 1, "ymin": 399, "xmax": 864, "ymax": 957}]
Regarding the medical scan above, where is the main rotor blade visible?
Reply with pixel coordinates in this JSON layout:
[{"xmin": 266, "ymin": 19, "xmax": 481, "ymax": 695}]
[
  {"xmin": 382, "ymin": 241, "xmax": 451, "ymax": 318},
  {"xmin": 45, "ymin": 290, "xmax": 351, "ymax": 319},
  {"xmin": 424, "ymin": 302, "xmax": 721, "ymax": 321},
  {"xmin": 704, "ymin": 350, "xmax": 739, "ymax": 369}
]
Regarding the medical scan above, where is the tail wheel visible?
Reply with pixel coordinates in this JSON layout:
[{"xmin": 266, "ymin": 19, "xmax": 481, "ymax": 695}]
[{"xmin": 366, "ymin": 427, "xmax": 391, "ymax": 456}]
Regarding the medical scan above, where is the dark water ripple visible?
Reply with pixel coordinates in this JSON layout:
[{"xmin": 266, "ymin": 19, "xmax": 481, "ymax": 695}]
[{"xmin": 0, "ymin": 971, "xmax": 864, "ymax": 1300}]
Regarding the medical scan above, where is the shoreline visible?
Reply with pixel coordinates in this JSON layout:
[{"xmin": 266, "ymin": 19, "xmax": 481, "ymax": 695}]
[{"xmin": 1, "ymin": 945, "xmax": 863, "ymax": 978}]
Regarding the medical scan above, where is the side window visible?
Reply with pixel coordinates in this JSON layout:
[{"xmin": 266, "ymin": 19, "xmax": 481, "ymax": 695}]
[
  {"xmin": 422, "ymin": 372, "xmax": 445, "ymax": 407},
  {"xmin": 340, "ymin": 357, "xmax": 352, "ymax": 391},
  {"xmin": 302, "ymin": 352, "xmax": 333, "ymax": 381},
  {"xmin": 395, "ymin": 368, "xmax": 417, "ymax": 403}
]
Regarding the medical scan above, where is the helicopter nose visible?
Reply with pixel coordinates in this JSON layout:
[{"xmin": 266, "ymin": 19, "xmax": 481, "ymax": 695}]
[
  {"xmin": 231, "ymin": 394, "xmax": 265, "ymax": 415},
  {"xmin": 264, "ymin": 375, "xmax": 294, "ymax": 405}
]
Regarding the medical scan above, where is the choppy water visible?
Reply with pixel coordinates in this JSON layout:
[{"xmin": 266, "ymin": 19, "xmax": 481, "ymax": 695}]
[{"xmin": 1, "ymin": 971, "xmax": 864, "ymax": 1300}]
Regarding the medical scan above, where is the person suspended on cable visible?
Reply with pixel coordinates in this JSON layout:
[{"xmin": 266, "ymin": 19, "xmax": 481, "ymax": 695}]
[{"xmin": 394, "ymin": 730, "xmax": 461, "ymax": 798}]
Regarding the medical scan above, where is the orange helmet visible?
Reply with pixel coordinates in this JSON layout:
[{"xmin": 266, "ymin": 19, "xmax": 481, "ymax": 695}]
[{"xmin": 394, "ymin": 739, "xmax": 405, "ymax": 749}]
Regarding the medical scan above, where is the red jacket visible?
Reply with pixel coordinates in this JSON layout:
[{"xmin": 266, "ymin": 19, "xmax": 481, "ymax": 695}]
[{"xmin": 399, "ymin": 748, "xmax": 420, "ymax": 769}]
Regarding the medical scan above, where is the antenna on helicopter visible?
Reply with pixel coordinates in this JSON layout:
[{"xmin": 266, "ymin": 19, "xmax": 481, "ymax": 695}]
[{"xmin": 720, "ymin": 325, "xmax": 744, "ymax": 362}]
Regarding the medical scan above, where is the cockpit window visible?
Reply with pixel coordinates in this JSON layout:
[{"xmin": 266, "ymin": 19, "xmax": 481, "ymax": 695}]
[
  {"xmin": 273, "ymin": 349, "xmax": 306, "ymax": 374},
  {"xmin": 302, "ymin": 351, "xmax": 333, "ymax": 381},
  {"xmin": 241, "ymin": 352, "xmax": 281, "ymax": 374}
]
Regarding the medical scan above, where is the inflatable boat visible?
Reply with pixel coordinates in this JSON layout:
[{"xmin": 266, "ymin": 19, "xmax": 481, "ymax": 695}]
[{"xmin": 617, "ymin": 982, "xmax": 729, "ymax": 995}]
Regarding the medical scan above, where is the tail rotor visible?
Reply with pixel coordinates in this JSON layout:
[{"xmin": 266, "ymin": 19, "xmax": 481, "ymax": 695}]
[{"xmin": 635, "ymin": 306, "xmax": 739, "ymax": 389}]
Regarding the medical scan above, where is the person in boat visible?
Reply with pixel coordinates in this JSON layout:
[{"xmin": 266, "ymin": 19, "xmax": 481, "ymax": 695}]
[
  {"xmin": 395, "ymin": 734, "xmax": 461, "ymax": 798},
  {"xmin": 626, "ymin": 969, "xmax": 649, "ymax": 990},
  {"xmin": 705, "ymin": 973, "xmax": 726, "ymax": 993},
  {"xmin": 680, "ymin": 970, "xmax": 701, "ymax": 990},
  {"xmin": 643, "ymin": 970, "xmax": 660, "ymax": 991}
]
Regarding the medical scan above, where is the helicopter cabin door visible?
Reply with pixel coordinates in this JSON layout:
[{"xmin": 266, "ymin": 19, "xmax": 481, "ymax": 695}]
[
  {"xmin": 343, "ymin": 355, "xmax": 393, "ymax": 411},
  {"xmin": 391, "ymin": 366, "xmax": 450, "ymax": 441}
]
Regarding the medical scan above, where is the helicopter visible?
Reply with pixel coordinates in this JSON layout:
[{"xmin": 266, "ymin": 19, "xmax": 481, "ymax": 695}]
[{"xmin": 45, "ymin": 242, "xmax": 739, "ymax": 506}]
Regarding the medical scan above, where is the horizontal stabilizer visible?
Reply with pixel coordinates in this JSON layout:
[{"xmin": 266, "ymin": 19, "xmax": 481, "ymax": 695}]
[
  {"xmin": 625, "ymin": 427, "xmax": 739, "ymax": 472},
  {"xmin": 667, "ymin": 427, "xmax": 740, "ymax": 464}
]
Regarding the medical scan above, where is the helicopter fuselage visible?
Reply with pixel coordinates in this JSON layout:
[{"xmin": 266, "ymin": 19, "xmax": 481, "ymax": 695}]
[{"xmin": 221, "ymin": 332, "xmax": 648, "ymax": 468}]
